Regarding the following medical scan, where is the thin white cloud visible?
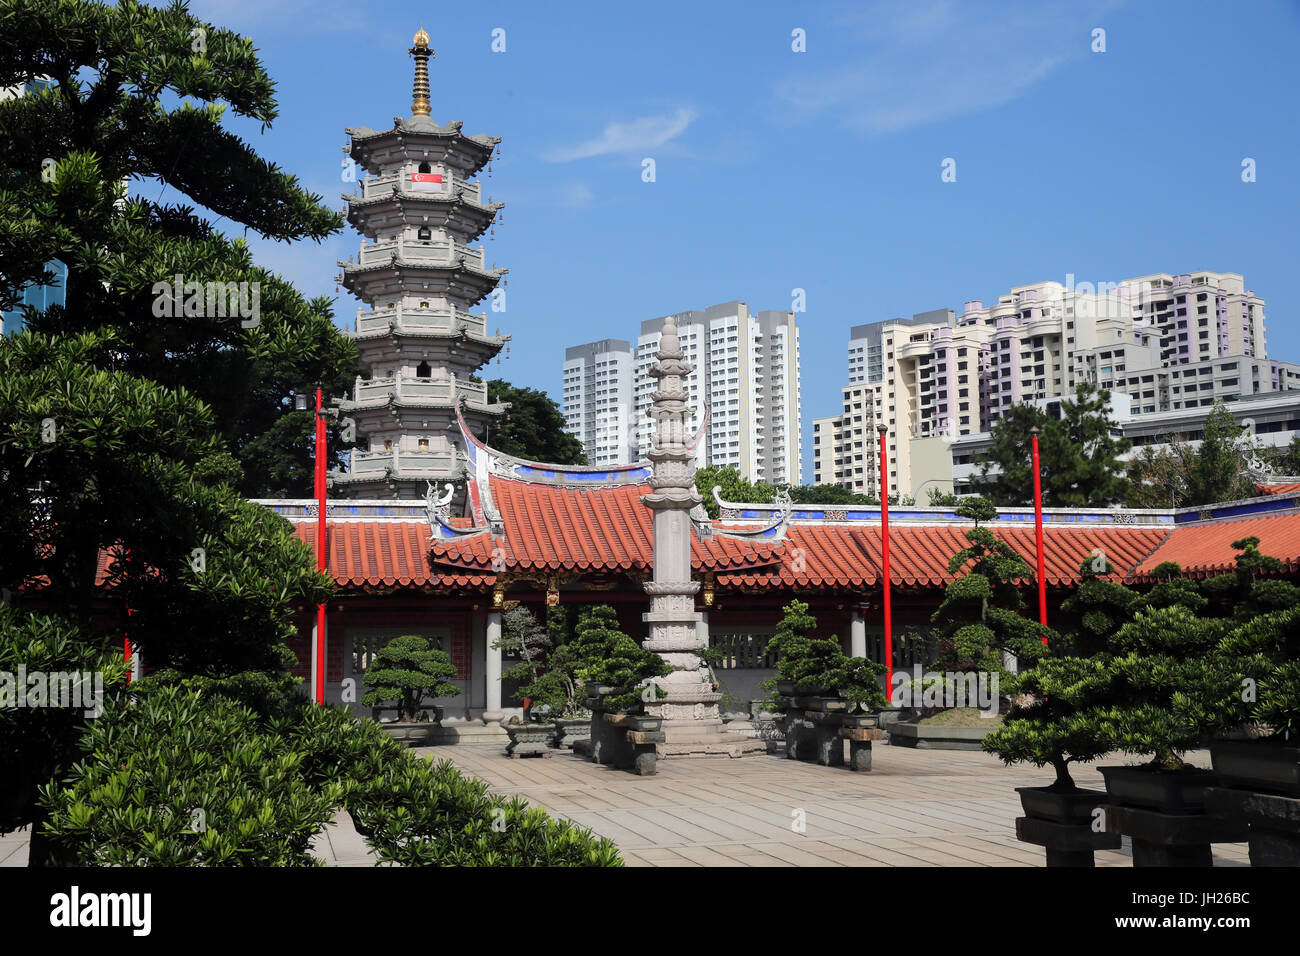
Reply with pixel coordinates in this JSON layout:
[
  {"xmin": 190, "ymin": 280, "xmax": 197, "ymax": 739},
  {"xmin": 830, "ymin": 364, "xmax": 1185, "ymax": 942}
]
[
  {"xmin": 774, "ymin": 0, "xmax": 1126, "ymax": 135},
  {"xmin": 560, "ymin": 182, "xmax": 595, "ymax": 210},
  {"xmin": 544, "ymin": 107, "xmax": 698, "ymax": 162}
]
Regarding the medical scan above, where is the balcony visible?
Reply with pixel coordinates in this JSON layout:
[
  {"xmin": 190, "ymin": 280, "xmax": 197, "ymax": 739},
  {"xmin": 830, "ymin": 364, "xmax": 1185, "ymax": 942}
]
[
  {"xmin": 345, "ymin": 374, "xmax": 491, "ymax": 409},
  {"xmin": 359, "ymin": 171, "xmax": 483, "ymax": 206},
  {"xmin": 346, "ymin": 447, "xmax": 459, "ymax": 478},
  {"xmin": 354, "ymin": 305, "xmax": 490, "ymax": 338},
  {"xmin": 352, "ymin": 236, "xmax": 488, "ymax": 271}
]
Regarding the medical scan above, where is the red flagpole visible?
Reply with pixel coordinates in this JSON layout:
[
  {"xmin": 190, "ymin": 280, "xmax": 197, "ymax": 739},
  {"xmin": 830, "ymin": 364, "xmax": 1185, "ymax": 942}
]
[
  {"xmin": 1031, "ymin": 426, "xmax": 1048, "ymax": 645},
  {"xmin": 878, "ymin": 424, "xmax": 892, "ymax": 695},
  {"xmin": 314, "ymin": 387, "xmax": 327, "ymax": 704}
]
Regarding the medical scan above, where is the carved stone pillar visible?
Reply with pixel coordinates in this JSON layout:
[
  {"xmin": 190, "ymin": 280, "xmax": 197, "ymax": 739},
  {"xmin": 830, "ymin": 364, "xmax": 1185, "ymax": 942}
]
[{"xmin": 641, "ymin": 315, "xmax": 762, "ymax": 756}]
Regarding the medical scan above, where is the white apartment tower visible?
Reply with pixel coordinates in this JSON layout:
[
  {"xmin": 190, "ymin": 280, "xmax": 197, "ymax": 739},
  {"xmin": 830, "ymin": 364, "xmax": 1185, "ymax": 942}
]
[
  {"xmin": 562, "ymin": 302, "xmax": 801, "ymax": 483},
  {"xmin": 561, "ymin": 339, "xmax": 636, "ymax": 466},
  {"xmin": 634, "ymin": 302, "xmax": 801, "ymax": 484},
  {"xmin": 817, "ymin": 272, "xmax": 1291, "ymax": 499}
]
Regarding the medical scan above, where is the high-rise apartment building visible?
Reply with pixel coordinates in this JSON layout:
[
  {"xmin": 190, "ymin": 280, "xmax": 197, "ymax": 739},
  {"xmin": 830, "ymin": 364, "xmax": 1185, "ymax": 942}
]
[
  {"xmin": 561, "ymin": 339, "xmax": 636, "ymax": 466},
  {"xmin": 816, "ymin": 272, "xmax": 1296, "ymax": 499},
  {"xmin": 563, "ymin": 301, "xmax": 802, "ymax": 483}
]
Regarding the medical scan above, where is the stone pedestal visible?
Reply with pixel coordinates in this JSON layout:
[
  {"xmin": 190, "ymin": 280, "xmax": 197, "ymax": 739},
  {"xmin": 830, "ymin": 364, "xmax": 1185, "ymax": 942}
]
[
  {"xmin": 1016, "ymin": 816, "xmax": 1121, "ymax": 867},
  {"xmin": 1206, "ymin": 786, "xmax": 1300, "ymax": 867},
  {"xmin": 1104, "ymin": 804, "xmax": 1248, "ymax": 867}
]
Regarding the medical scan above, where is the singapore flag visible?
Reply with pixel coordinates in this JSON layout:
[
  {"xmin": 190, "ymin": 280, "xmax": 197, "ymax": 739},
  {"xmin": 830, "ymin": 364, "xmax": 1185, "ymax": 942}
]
[{"xmin": 410, "ymin": 172, "xmax": 445, "ymax": 192}]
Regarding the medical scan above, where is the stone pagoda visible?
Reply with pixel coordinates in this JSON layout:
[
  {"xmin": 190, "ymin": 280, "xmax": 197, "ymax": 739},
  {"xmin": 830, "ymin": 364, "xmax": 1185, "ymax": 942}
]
[
  {"xmin": 333, "ymin": 27, "xmax": 510, "ymax": 499},
  {"xmin": 642, "ymin": 316, "xmax": 765, "ymax": 757}
]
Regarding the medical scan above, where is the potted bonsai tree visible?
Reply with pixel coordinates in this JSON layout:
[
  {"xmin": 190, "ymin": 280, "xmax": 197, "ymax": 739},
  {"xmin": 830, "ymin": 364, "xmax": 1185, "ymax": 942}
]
[
  {"xmin": 361, "ymin": 635, "xmax": 462, "ymax": 746},
  {"xmin": 985, "ymin": 556, "xmax": 1128, "ymax": 820},
  {"xmin": 566, "ymin": 604, "xmax": 670, "ymax": 726},
  {"xmin": 761, "ymin": 599, "xmax": 886, "ymax": 710},
  {"xmin": 761, "ymin": 600, "xmax": 886, "ymax": 767},
  {"xmin": 1214, "ymin": 608, "xmax": 1300, "ymax": 793},
  {"xmin": 504, "ymin": 606, "xmax": 593, "ymax": 750},
  {"xmin": 495, "ymin": 605, "xmax": 559, "ymax": 756}
]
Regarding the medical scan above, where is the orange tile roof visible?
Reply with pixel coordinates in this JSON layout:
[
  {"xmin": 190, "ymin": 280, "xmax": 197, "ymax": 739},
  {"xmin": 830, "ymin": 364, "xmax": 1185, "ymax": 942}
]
[
  {"xmin": 432, "ymin": 478, "xmax": 778, "ymax": 575},
  {"xmin": 1132, "ymin": 510, "xmax": 1300, "ymax": 580},
  {"xmin": 294, "ymin": 522, "xmax": 493, "ymax": 590},
  {"xmin": 716, "ymin": 524, "xmax": 1172, "ymax": 590},
  {"xmin": 1258, "ymin": 483, "xmax": 1300, "ymax": 496}
]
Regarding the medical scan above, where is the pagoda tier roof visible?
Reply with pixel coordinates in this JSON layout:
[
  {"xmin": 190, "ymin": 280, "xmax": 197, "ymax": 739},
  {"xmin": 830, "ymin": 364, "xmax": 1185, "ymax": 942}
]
[{"xmin": 346, "ymin": 117, "xmax": 499, "ymax": 174}]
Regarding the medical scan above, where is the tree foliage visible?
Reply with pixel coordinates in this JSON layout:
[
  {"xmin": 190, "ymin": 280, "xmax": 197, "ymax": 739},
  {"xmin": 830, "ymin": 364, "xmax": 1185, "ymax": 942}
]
[
  {"xmin": 929, "ymin": 497, "xmax": 1052, "ymax": 688},
  {"xmin": 38, "ymin": 684, "xmax": 622, "ymax": 866},
  {"xmin": 1124, "ymin": 402, "xmax": 1260, "ymax": 508},
  {"xmin": 695, "ymin": 465, "xmax": 913, "ymax": 520},
  {"xmin": 972, "ymin": 382, "xmax": 1129, "ymax": 507},
  {"xmin": 760, "ymin": 600, "xmax": 886, "ymax": 710},
  {"xmin": 560, "ymin": 605, "xmax": 669, "ymax": 713},
  {"xmin": 0, "ymin": 0, "xmax": 358, "ymax": 498},
  {"xmin": 359, "ymin": 636, "xmax": 461, "ymax": 723},
  {"xmin": 480, "ymin": 379, "xmax": 586, "ymax": 464}
]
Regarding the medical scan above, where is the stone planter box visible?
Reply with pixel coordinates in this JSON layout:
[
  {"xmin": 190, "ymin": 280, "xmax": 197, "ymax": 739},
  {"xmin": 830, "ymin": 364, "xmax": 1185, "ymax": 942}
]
[
  {"xmin": 887, "ymin": 721, "xmax": 995, "ymax": 751},
  {"xmin": 1206, "ymin": 786, "xmax": 1300, "ymax": 867},
  {"xmin": 378, "ymin": 721, "xmax": 442, "ymax": 747},
  {"xmin": 840, "ymin": 713, "xmax": 880, "ymax": 730},
  {"xmin": 1017, "ymin": 786, "xmax": 1109, "ymax": 825},
  {"xmin": 1210, "ymin": 741, "xmax": 1300, "ymax": 797},
  {"xmin": 587, "ymin": 712, "xmax": 662, "ymax": 775},
  {"xmin": 1100, "ymin": 766, "xmax": 1242, "ymax": 867},
  {"xmin": 551, "ymin": 718, "xmax": 592, "ymax": 750},
  {"xmin": 1098, "ymin": 765, "xmax": 1216, "ymax": 813},
  {"xmin": 776, "ymin": 680, "xmax": 833, "ymax": 697},
  {"xmin": 1015, "ymin": 785, "xmax": 1119, "ymax": 866},
  {"xmin": 504, "ymin": 721, "xmax": 555, "ymax": 758}
]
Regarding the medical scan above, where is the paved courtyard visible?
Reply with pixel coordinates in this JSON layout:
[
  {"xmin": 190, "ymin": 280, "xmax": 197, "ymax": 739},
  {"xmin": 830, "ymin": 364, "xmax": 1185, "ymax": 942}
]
[
  {"xmin": 0, "ymin": 743, "xmax": 1251, "ymax": 867},
  {"xmin": 431, "ymin": 744, "xmax": 1251, "ymax": 868}
]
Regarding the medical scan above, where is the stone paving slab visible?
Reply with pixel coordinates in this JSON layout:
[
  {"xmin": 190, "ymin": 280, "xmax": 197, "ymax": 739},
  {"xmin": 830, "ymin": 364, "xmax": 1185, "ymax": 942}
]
[
  {"xmin": 0, "ymin": 746, "xmax": 1253, "ymax": 868},
  {"xmin": 432, "ymin": 745, "xmax": 1252, "ymax": 868}
]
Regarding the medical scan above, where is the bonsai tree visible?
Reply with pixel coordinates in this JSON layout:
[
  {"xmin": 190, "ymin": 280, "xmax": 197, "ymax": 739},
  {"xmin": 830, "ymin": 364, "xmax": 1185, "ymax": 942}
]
[
  {"xmin": 1201, "ymin": 536, "xmax": 1300, "ymax": 622},
  {"xmin": 360, "ymin": 635, "xmax": 461, "ymax": 722},
  {"xmin": 1218, "ymin": 606, "xmax": 1300, "ymax": 744},
  {"xmin": 927, "ymin": 497, "xmax": 1050, "ymax": 706},
  {"xmin": 761, "ymin": 600, "xmax": 886, "ymax": 711},
  {"xmin": 1059, "ymin": 553, "xmax": 1136, "ymax": 656},
  {"xmin": 983, "ymin": 654, "xmax": 1117, "ymax": 790},
  {"xmin": 1097, "ymin": 604, "xmax": 1238, "ymax": 771},
  {"xmin": 495, "ymin": 605, "xmax": 556, "ymax": 718},
  {"xmin": 561, "ymin": 605, "xmax": 670, "ymax": 714},
  {"xmin": 1141, "ymin": 560, "xmax": 1208, "ymax": 615}
]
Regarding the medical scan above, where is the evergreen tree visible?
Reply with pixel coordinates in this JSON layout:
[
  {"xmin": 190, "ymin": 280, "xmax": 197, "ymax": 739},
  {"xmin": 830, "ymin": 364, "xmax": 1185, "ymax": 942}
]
[
  {"xmin": 480, "ymin": 380, "xmax": 586, "ymax": 464},
  {"xmin": 928, "ymin": 497, "xmax": 1050, "ymax": 692},
  {"xmin": 760, "ymin": 600, "xmax": 886, "ymax": 710},
  {"xmin": 1183, "ymin": 403, "xmax": 1254, "ymax": 506},
  {"xmin": 972, "ymin": 383, "xmax": 1129, "ymax": 507},
  {"xmin": 561, "ymin": 605, "xmax": 669, "ymax": 713},
  {"xmin": 0, "ymin": 0, "xmax": 357, "ymax": 497},
  {"xmin": 360, "ymin": 635, "xmax": 461, "ymax": 722}
]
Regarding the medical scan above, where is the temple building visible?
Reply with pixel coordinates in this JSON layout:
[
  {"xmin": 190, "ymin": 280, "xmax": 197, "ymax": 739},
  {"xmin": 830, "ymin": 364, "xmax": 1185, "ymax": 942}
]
[
  {"xmin": 270, "ymin": 408, "xmax": 1300, "ymax": 745},
  {"xmin": 333, "ymin": 29, "xmax": 510, "ymax": 499}
]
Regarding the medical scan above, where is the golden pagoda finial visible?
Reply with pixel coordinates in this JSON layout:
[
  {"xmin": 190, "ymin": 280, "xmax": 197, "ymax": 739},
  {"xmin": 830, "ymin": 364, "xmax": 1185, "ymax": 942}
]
[{"xmin": 409, "ymin": 26, "xmax": 434, "ymax": 117}]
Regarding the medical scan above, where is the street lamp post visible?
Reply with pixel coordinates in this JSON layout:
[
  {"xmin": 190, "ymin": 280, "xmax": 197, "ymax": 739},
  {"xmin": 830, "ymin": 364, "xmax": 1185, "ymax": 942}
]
[
  {"xmin": 877, "ymin": 424, "xmax": 893, "ymax": 697},
  {"xmin": 1030, "ymin": 426, "xmax": 1048, "ymax": 645}
]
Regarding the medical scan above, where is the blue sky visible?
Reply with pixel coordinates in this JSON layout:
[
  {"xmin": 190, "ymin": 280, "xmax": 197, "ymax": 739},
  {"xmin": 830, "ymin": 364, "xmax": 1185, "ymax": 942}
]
[{"xmin": 183, "ymin": 0, "xmax": 1300, "ymax": 478}]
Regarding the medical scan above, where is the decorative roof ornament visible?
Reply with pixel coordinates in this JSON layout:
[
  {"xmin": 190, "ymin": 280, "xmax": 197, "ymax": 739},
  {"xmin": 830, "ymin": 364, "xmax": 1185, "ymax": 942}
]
[
  {"xmin": 709, "ymin": 484, "xmax": 792, "ymax": 540},
  {"xmin": 409, "ymin": 26, "xmax": 434, "ymax": 117},
  {"xmin": 642, "ymin": 314, "xmax": 702, "ymax": 511}
]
